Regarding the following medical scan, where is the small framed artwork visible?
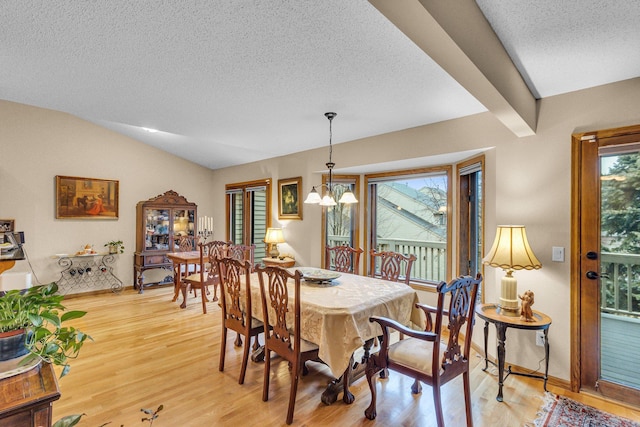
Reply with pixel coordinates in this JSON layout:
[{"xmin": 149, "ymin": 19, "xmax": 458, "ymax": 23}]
[
  {"xmin": 55, "ymin": 175, "xmax": 119, "ymax": 219},
  {"xmin": 0, "ymin": 219, "xmax": 15, "ymax": 232},
  {"xmin": 278, "ymin": 177, "xmax": 302, "ymax": 220}
]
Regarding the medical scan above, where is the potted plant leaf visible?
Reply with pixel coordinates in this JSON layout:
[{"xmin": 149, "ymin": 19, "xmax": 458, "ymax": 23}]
[
  {"xmin": 105, "ymin": 240, "xmax": 125, "ymax": 254},
  {"xmin": 0, "ymin": 282, "xmax": 91, "ymax": 378}
]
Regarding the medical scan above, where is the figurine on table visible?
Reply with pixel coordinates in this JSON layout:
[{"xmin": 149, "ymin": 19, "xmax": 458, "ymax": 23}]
[{"xmin": 519, "ymin": 290, "xmax": 535, "ymax": 322}]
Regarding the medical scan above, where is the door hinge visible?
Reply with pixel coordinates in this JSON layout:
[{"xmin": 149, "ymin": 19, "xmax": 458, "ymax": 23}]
[{"xmin": 595, "ymin": 380, "xmax": 599, "ymax": 391}]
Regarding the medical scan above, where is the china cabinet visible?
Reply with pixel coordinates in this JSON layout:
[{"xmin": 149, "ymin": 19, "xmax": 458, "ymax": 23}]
[{"xmin": 134, "ymin": 190, "xmax": 197, "ymax": 292}]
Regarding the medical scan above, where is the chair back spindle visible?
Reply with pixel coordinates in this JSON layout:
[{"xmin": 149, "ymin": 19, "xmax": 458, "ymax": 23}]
[
  {"xmin": 325, "ymin": 244, "xmax": 363, "ymax": 274},
  {"xmin": 369, "ymin": 250, "xmax": 417, "ymax": 285}
]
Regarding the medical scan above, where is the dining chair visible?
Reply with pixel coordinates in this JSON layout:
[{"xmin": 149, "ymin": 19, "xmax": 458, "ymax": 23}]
[
  {"xmin": 176, "ymin": 234, "xmax": 195, "ymax": 252},
  {"xmin": 227, "ymin": 243, "xmax": 257, "ymax": 272},
  {"xmin": 217, "ymin": 257, "xmax": 264, "ymax": 384},
  {"xmin": 364, "ymin": 273, "xmax": 482, "ymax": 427},
  {"xmin": 181, "ymin": 241, "xmax": 229, "ymax": 313},
  {"xmin": 256, "ymin": 265, "xmax": 320, "ymax": 425},
  {"xmin": 325, "ymin": 244, "xmax": 364, "ymax": 274},
  {"xmin": 369, "ymin": 250, "xmax": 417, "ymax": 285},
  {"xmin": 176, "ymin": 235, "xmax": 197, "ymax": 279}
]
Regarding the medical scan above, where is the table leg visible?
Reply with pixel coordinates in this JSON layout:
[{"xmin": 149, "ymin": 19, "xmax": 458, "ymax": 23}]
[
  {"xmin": 482, "ymin": 320, "xmax": 489, "ymax": 371},
  {"xmin": 320, "ymin": 338, "xmax": 374, "ymax": 405},
  {"xmin": 172, "ymin": 262, "xmax": 182, "ymax": 302},
  {"xmin": 342, "ymin": 354, "xmax": 355, "ymax": 404},
  {"xmin": 496, "ymin": 323, "xmax": 507, "ymax": 402},
  {"xmin": 543, "ymin": 328, "xmax": 550, "ymax": 391}
]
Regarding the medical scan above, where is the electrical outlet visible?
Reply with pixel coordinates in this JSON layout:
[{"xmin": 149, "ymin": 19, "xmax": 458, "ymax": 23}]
[{"xmin": 536, "ymin": 330, "xmax": 545, "ymax": 347}]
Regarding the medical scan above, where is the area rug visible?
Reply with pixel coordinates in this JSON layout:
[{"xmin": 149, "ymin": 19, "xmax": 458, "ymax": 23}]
[{"xmin": 534, "ymin": 392, "xmax": 640, "ymax": 427}]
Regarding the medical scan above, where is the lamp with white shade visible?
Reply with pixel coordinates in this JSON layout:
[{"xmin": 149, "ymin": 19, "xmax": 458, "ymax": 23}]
[
  {"xmin": 482, "ymin": 225, "xmax": 542, "ymax": 313},
  {"xmin": 304, "ymin": 112, "xmax": 358, "ymax": 207},
  {"xmin": 264, "ymin": 228, "xmax": 285, "ymax": 258}
]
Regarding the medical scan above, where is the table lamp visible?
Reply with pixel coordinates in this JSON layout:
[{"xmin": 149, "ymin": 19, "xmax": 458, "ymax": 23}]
[
  {"xmin": 264, "ymin": 228, "xmax": 285, "ymax": 258},
  {"xmin": 482, "ymin": 225, "xmax": 542, "ymax": 313}
]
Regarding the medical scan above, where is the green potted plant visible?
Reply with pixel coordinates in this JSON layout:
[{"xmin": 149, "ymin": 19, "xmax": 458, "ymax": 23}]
[
  {"xmin": 0, "ymin": 282, "xmax": 91, "ymax": 378},
  {"xmin": 105, "ymin": 240, "xmax": 125, "ymax": 254}
]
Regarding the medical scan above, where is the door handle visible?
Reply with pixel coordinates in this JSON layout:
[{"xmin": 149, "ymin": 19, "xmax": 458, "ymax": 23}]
[{"xmin": 586, "ymin": 271, "xmax": 599, "ymax": 280}]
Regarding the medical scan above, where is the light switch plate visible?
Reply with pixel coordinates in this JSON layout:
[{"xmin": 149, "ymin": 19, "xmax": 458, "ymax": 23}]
[{"xmin": 552, "ymin": 246, "xmax": 565, "ymax": 262}]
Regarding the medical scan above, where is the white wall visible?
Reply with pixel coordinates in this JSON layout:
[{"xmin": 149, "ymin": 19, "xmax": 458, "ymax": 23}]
[
  {"xmin": 2, "ymin": 77, "xmax": 640, "ymax": 385},
  {"xmin": 0, "ymin": 100, "xmax": 216, "ymax": 291}
]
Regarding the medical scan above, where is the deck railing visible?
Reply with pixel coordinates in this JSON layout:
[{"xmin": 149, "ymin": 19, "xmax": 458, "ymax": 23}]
[
  {"xmin": 327, "ymin": 236, "xmax": 447, "ymax": 282},
  {"xmin": 600, "ymin": 252, "xmax": 640, "ymax": 317}
]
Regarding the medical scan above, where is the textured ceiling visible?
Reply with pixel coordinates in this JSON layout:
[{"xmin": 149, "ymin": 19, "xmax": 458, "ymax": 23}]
[
  {"xmin": 1, "ymin": 1, "xmax": 639, "ymax": 170},
  {"xmin": 476, "ymin": 0, "xmax": 640, "ymax": 99}
]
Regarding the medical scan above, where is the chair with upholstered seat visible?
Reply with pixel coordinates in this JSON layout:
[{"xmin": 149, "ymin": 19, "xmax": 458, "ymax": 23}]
[
  {"xmin": 256, "ymin": 265, "xmax": 320, "ymax": 425},
  {"xmin": 181, "ymin": 241, "xmax": 229, "ymax": 313},
  {"xmin": 325, "ymin": 244, "xmax": 364, "ymax": 274},
  {"xmin": 369, "ymin": 250, "xmax": 417, "ymax": 285},
  {"xmin": 217, "ymin": 257, "xmax": 264, "ymax": 384},
  {"xmin": 364, "ymin": 273, "xmax": 482, "ymax": 427}
]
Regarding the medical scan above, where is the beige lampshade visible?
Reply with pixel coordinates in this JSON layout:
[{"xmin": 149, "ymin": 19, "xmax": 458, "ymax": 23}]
[
  {"xmin": 483, "ymin": 225, "xmax": 541, "ymax": 313},
  {"xmin": 483, "ymin": 225, "xmax": 542, "ymax": 271},
  {"xmin": 264, "ymin": 228, "xmax": 285, "ymax": 244}
]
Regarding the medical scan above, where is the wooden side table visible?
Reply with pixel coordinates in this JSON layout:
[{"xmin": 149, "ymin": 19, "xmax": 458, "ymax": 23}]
[
  {"xmin": 261, "ymin": 257, "xmax": 295, "ymax": 268},
  {"xmin": 475, "ymin": 303, "xmax": 552, "ymax": 402},
  {"xmin": 0, "ymin": 362, "xmax": 60, "ymax": 427}
]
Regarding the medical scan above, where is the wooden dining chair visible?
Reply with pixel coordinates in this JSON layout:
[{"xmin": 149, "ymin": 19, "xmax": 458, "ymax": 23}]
[
  {"xmin": 176, "ymin": 234, "xmax": 195, "ymax": 252},
  {"xmin": 369, "ymin": 250, "xmax": 417, "ymax": 285},
  {"xmin": 217, "ymin": 257, "xmax": 264, "ymax": 384},
  {"xmin": 175, "ymin": 235, "xmax": 197, "ymax": 278},
  {"xmin": 227, "ymin": 243, "xmax": 257, "ymax": 272},
  {"xmin": 181, "ymin": 241, "xmax": 229, "ymax": 313},
  {"xmin": 364, "ymin": 273, "xmax": 482, "ymax": 427},
  {"xmin": 325, "ymin": 244, "xmax": 364, "ymax": 274},
  {"xmin": 256, "ymin": 265, "xmax": 320, "ymax": 425}
]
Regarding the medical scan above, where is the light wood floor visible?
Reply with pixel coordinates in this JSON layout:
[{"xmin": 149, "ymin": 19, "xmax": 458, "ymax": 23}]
[{"xmin": 52, "ymin": 286, "xmax": 640, "ymax": 426}]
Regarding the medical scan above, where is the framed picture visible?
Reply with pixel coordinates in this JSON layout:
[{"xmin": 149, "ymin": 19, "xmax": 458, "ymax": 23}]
[
  {"xmin": 55, "ymin": 175, "xmax": 119, "ymax": 219},
  {"xmin": 278, "ymin": 177, "xmax": 302, "ymax": 220},
  {"xmin": 0, "ymin": 219, "xmax": 15, "ymax": 232}
]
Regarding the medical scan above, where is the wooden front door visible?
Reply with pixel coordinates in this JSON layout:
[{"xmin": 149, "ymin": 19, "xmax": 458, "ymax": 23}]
[{"xmin": 573, "ymin": 124, "xmax": 640, "ymax": 406}]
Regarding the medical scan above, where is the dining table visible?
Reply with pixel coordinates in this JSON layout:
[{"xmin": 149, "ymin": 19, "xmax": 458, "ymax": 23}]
[
  {"xmin": 245, "ymin": 267, "xmax": 423, "ymax": 405},
  {"xmin": 165, "ymin": 251, "xmax": 202, "ymax": 307}
]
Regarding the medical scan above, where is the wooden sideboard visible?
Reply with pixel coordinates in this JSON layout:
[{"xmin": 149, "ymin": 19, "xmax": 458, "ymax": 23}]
[{"xmin": 0, "ymin": 362, "xmax": 60, "ymax": 427}]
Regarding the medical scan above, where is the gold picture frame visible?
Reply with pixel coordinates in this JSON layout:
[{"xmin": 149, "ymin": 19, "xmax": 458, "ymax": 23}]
[
  {"xmin": 55, "ymin": 175, "xmax": 119, "ymax": 219},
  {"xmin": 278, "ymin": 177, "xmax": 302, "ymax": 220}
]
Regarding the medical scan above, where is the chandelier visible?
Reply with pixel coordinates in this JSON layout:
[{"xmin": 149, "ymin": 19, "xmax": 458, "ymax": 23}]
[{"xmin": 303, "ymin": 112, "xmax": 358, "ymax": 206}]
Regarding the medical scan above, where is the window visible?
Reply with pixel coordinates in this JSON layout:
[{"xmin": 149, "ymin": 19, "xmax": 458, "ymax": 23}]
[
  {"xmin": 366, "ymin": 167, "xmax": 451, "ymax": 284},
  {"xmin": 458, "ymin": 157, "xmax": 484, "ymax": 280},
  {"xmin": 322, "ymin": 175, "xmax": 360, "ymax": 268},
  {"xmin": 226, "ymin": 179, "xmax": 271, "ymax": 260}
]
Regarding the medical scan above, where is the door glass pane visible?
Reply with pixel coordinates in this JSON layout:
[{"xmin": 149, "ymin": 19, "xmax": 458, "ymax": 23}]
[
  {"xmin": 228, "ymin": 193, "xmax": 243, "ymax": 244},
  {"xmin": 250, "ymin": 188, "xmax": 268, "ymax": 260},
  {"xmin": 599, "ymin": 152, "xmax": 640, "ymax": 389}
]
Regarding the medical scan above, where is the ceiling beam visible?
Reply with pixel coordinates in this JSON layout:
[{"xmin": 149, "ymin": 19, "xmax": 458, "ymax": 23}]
[{"xmin": 369, "ymin": 0, "xmax": 537, "ymax": 137}]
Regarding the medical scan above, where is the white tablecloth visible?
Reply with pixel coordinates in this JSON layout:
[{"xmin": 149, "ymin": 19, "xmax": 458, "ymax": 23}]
[{"xmin": 247, "ymin": 270, "xmax": 422, "ymax": 378}]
